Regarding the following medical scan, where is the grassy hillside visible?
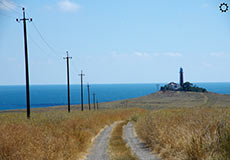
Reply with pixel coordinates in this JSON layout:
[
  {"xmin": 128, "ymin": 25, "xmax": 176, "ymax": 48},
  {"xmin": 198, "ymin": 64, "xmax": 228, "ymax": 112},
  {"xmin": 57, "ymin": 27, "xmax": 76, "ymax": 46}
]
[
  {"xmin": 136, "ymin": 108, "xmax": 230, "ymax": 160},
  {"xmin": 98, "ymin": 91, "xmax": 230, "ymax": 109}
]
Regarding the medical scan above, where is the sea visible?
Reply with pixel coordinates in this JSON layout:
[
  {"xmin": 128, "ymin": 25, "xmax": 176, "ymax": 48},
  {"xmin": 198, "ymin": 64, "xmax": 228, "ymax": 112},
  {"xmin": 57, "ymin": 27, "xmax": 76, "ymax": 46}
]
[{"xmin": 1, "ymin": 83, "xmax": 230, "ymax": 111}]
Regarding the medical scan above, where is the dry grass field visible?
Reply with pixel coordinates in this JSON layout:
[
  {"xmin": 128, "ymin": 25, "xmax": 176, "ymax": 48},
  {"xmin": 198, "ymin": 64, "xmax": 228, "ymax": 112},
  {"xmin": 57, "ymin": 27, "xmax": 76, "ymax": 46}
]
[
  {"xmin": 1, "ymin": 91, "xmax": 230, "ymax": 160},
  {"xmin": 0, "ymin": 108, "xmax": 144, "ymax": 160},
  {"xmin": 136, "ymin": 108, "xmax": 230, "ymax": 160},
  {"xmin": 109, "ymin": 121, "xmax": 137, "ymax": 160}
]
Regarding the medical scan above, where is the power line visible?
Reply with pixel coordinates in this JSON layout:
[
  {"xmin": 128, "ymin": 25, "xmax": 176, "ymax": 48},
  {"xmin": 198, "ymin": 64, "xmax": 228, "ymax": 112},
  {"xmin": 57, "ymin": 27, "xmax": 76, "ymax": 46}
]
[
  {"xmin": 26, "ymin": 11, "xmax": 63, "ymax": 58},
  {"xmin": 70, "ymin": 67, "xmax": 78, "ymax": 78},
  {"xmin": 26, "ymin": 10, "xmax": 82, "ymax": 76},
  {"xmin": 30, "ymin": 21, "xmax": 63, "ymax": 59},
  {"xmin": 26, "ymin": 12, "xmax": 80, "ymax": 77},
  {"xmin": 71, "ymin": 61, "xmax": 80, "ymax": 73},
  {"xmin": 24, "ymin": 11, "xmax": 63, "ymax": 61},
  {"xmin": 0, "ymin": 11, "xmax": 16, "ymax": 19},
  {"xmin": 28, "ymin": 33, "xmax": 55, "ymax": 59},
  {"xmin": 0, "ymin": 0, "xmax": 21, "ymax": 15},
  {"xmin": 1, "ymin": 0, "xmax": 24, "ymax": 9},
  {"xmin": 19, "ymin": 8, "xmax": 82, "ymax": 80},
  {"xmin": 10, "ymin": 1, "xmax": 24, "ymax": 9}
]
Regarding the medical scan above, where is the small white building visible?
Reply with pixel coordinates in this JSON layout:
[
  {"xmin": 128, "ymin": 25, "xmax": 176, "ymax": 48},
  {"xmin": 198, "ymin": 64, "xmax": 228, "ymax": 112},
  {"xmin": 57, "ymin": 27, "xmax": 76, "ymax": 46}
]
[{"xmin": 166, "ymin": 82, "xmax": 180, "ymax": 90}]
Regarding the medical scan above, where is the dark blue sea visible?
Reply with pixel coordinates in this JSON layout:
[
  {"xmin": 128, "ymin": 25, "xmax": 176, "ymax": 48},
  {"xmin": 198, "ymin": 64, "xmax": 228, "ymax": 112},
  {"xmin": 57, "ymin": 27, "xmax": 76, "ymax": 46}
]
[{"xmin": 0, "ymin": 83, "xmax": 230, "ymax": 111}]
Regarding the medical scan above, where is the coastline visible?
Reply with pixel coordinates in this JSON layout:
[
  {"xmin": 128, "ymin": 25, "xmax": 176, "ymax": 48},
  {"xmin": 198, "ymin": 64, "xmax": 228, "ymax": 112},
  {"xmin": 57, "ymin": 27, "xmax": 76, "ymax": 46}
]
[{"xmin": 2, "ymin": 91, "xmax": 230, "ymax": 113}]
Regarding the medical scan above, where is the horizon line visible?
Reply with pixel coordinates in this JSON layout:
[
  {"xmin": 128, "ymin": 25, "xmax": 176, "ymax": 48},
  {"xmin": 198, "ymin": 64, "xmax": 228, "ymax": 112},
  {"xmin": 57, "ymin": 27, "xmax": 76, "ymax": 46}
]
[{"xmin": 1, "ymin": 82, "xmax": 230, "ymax": 86}]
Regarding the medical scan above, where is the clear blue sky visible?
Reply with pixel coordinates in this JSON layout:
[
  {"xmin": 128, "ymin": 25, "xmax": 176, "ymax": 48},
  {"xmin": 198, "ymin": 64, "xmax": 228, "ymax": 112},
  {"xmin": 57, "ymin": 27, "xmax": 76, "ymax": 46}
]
[{"xmin": 0, "ymin": 0, "xmax": 230, "ymax": 85}]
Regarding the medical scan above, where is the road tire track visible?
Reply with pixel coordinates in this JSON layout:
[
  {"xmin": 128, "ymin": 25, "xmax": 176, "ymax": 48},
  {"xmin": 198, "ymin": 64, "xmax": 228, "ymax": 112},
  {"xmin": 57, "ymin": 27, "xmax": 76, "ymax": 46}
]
[
  {"xmin": 85, "ymin": 122, "xmax": 118, "ymax": 160},
  {"xmin": 123, "ymin": 122, "xmax": 161, "ymax": 160}
]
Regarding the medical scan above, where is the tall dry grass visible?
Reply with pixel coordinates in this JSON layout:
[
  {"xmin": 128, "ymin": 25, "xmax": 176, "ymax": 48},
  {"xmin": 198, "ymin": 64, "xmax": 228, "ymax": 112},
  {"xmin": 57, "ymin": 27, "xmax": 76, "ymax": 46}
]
[
  {"xmin": 136, "ymin": 108, "xmax": 230, "ymax": 160},
  {"xmin": 109, "ymin": 121, "xmax": 137, "ymax": 160},
  {"xmin": 0, "ymin": 108, "xmax": 144, "ymax": 160}
]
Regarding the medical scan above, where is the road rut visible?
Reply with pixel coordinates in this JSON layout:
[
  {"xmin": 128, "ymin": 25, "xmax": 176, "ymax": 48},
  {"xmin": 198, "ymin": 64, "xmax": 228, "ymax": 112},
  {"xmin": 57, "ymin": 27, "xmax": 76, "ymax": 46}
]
[
  {"xmin": 85, "ymin": 122, "xmax": 118, "ymax": 160},
  {"xmin": 123, "ymin": 122, "xmax": 160, "ymax": 160}
]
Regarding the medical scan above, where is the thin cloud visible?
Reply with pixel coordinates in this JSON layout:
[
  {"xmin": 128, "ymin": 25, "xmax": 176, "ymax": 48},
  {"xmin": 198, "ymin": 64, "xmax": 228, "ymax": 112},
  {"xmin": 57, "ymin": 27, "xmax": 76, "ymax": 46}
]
[
  {"xmin": 111, "ymin": 51, "xmax": 182, "ymax": 58},
  {"xmin": 58, "ymin": 0, "xmax": 80, "ymax": 12},
  {"xmin": 164, "ymin": 52, "xmax": 182, "ymax": 57},
  {"xmin": 134, "ymin": 52, "xmax": 150, "ymax": 57},
  {"xmin": 210, "ymin": 52, "xmax": 227, "ymax": 57},
  {"xmin": 0, "ymin": 0, "xmax": 17, "ymax": 11},
  {"xmin": 134, "ymin": 52, "xmax": 182, "ymax": 57},
  {"xmin": 111, "ymin": 52, "xmax": 130, "ymax": 58}
]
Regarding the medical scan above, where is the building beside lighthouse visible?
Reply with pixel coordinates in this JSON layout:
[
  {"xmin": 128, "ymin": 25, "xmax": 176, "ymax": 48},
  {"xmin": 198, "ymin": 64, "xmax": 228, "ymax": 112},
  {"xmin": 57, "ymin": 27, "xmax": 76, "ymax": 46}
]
[
  {"xmin": 160, "ymin": 67, "xmax": 207, "ymax": 92},
  {"xmin": 161, "ymin": 68, "xmax": 184, "ymax": 91}
]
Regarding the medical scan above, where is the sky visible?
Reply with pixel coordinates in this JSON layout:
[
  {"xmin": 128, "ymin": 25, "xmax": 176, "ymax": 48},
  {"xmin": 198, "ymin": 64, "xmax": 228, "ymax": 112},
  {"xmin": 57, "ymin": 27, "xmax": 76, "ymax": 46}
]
[{"xmin": 0, "ymin": 0, "xmax": 230, "ymax": 85}]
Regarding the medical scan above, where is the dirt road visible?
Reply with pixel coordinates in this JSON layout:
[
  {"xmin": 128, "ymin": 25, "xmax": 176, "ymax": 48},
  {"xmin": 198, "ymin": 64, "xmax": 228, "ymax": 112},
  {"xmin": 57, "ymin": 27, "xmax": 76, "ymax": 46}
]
[
  {"xmin": 85, "ymin": 121, "xmax": 160, "ymax": 160},
  {"xmin": 85, "ymin": 122, "xmax": 118, "ymax": 160},
  {"xmin": 123, "ymin": 122, "xmax": 160, "ymax": 160}
]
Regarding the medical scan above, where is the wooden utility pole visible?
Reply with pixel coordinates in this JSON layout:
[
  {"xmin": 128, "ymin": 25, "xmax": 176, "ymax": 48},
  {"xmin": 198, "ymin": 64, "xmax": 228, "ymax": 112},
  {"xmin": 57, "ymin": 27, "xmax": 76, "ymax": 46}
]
[
  {"xmin": 96, "ymin": 100, "xmax": 99, "ymax": 110},
  {"xmin": 16, "ymin": 8, "xmax": 32, "ymax": 119},
  {"xmin": 93, "ymin": 93, "xmax": 96, "ymax": 110},
  {"xmin": 87, "ymin": 83, "xmax": 91, "ymax": 110},
  {"xmin": 78, "ymin": 70, "xmax": 85, "ymax": 111},
  {"xmin": 63, "ymin": 51, "xmax": 72, "ymax": 112}
]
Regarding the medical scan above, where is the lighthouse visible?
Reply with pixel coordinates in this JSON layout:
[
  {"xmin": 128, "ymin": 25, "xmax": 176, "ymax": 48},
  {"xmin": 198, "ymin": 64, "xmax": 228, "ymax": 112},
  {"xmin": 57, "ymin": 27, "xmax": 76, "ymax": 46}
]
[{"xmin": 179, "ymin": 67, "xmax": 184, "ymax": 87}]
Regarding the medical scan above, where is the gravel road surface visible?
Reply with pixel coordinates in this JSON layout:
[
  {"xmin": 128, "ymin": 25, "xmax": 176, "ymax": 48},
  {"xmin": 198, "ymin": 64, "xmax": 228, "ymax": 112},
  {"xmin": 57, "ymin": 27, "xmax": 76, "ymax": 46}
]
[
  {"xmin": 123, "ymin": 122, "xmax": 160, "ymax": 160},
  {"xmin": 85, "ymin": 122, "xmax": 118, "ymax": 160}
]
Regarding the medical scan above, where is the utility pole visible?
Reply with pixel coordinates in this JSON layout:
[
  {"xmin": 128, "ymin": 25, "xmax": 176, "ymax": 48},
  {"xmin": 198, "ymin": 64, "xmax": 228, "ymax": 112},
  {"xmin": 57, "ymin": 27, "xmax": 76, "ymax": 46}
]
[
  {"xmin": 63, "ymin": 51, "xmax": 72, "ymax": 113},
  {"xmin": 93, "ymin": 93, "xmax": 96, "ymax": 110},
  {"xmin": 96, "ymin": 100, "xmax": 99, "ymax": 110},
  {"xmin": 78, "ymin": 70, "xmax": 85, "ymax": 111},
  {"xmin": 16, "ymin": 8, "xmax": 32, "ymax": 119},
  {"xmin": 87, "ymin": 83, "xmax": 91, "ymax": 110}
]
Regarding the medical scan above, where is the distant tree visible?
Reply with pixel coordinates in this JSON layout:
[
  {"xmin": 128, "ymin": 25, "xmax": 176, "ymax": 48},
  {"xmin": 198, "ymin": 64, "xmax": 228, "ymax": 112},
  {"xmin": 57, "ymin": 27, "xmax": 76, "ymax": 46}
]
[
  {"xmin": 182, "ymin": 82, "xmax": 207, "ymax": 92},
  {"xmin": 182, "ymin": 82, "xmax": 193, "ymax": 91}
]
